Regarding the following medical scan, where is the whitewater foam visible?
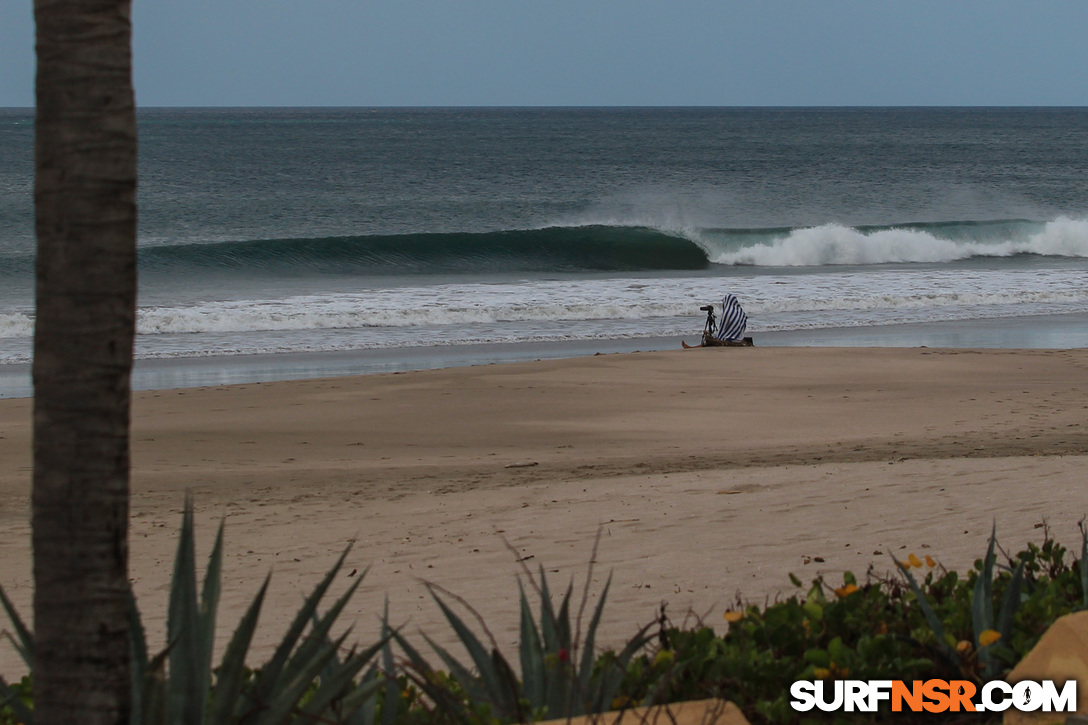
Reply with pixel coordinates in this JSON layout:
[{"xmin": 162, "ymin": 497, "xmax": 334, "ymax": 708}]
[
  {"xmin": 4, "ymin": 265, "xmax": 1086, "ymax": 343},
  {"xmin": 0, "ymin": 313, "xmax": 32, "ymax": 339},
  {"xmin": 702, "ymin": 218, "xmax": 1088, "ymax": 266}
]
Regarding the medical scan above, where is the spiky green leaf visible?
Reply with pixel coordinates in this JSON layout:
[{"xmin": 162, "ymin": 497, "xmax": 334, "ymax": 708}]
[
  {"xmin": 168, "ymin": 500, "xmax": 204, "ymax": 725},
  {"xmin": 974, "ymin": 525, "xmax": 998, "ymax": 633},
  {"xmin": 379, "ymin": 607, "xmax": 402, "ymax": 725},
  {"xmin": 578, "ymin": 572, "xmax": 613, "ymax": 695},
  {"xmin": 127, "ymin": 585, "xmax": 150, "ymax": 725},
  {"xmin": 590, "ymin": 619, "xmax": 655, "ymax": 714},
  {"xmin": 293, "ymin": 637, "xmax": 387, "ymax": 721},
  {"xmin": 996, "ymin": 560, "xmax": 1025, "ymax": 642},
  {"xmin": 427, "ymin": 584, "xmax": 514, "ymax": 712},
  {"xmin": 197, "ymin": 518, "xmax": 226, "ymax": 709},
  {"xmin": 518, "ymin": 579, "xmax": 546, "ymax": 707},
  {"xmin": 206, "ymin": 575, "xmax": 269, "ymax": 725},
  {"xmin": 249, "ymin": 547, "xmax": 354, "ymax": 707},
  {"xmin": 260, "ymin": 630, "xmax": 350, "ymax": 723},
  {"xmin": 894, "ymin": 555, "xmax": 956, "ymax": 661},
  {"xmin": 0, "ymin": 584, "xmax": 32, "ymax": 670}
]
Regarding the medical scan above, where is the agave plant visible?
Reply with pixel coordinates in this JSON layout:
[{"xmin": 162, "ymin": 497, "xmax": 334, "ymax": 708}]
[
  {"xmin": 393, "ymin": 559, "xmax": 654, "ymax": 724},
  {"xmin": 893, "ymin": 524, "xmax": 1024, "ymax": 681},
  {"xmin": 2, "ymin": 501, "xmax": 391, "ymax": 725},
  {"xmin": 326, "ymin": 604, "xmax": 418, "ymax": 725}
]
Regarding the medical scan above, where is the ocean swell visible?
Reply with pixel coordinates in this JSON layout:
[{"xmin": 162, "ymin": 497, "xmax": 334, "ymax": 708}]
[
  {"xmin": 126, "ymin": 217, "xmax": 1088, "ymax": 277},
  {"xmin": 137, "ymin": 226, "xmax": 710, "ymax": 275}
]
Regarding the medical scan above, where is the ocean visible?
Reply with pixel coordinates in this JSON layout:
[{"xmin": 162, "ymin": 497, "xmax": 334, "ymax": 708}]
[{"xmin": 2, "ymin": 107, "xmax": 1088, "ymax": 395}]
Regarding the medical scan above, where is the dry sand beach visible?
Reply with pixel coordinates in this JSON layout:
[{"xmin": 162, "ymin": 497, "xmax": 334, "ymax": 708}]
[{"xmin": 2, "ymin": 346, "xmax": 1088, "ymax": 674}]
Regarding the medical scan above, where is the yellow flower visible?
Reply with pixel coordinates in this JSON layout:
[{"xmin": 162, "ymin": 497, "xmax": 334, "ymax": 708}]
[
  {"xmin": 908, "ymin": 553, "xmax": 924, "ymax": 568},
  {"xmin": 979, "ymin": 630, "xmax": 1002, "ymax": 647},
  {"xmin": 723, "ymin": 610, "xmax": 744, "ymax": 623},
  {"xmin": 814, "ymin": 667, "xmax": 831, "ymax": 679},
  {"xmin": 925, "ymin": 555, "xmax": 937, "ymax": 568},
  {"xmin": 834, "ymin": 583, "xmax": 860, "ymax": 598}
]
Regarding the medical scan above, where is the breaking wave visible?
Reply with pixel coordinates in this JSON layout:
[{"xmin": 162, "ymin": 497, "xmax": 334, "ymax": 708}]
[
  {"xmin": 123, "ymin": 217, "xmax": 1088, "ymax": 277},
  {"xmin": 700, "ymin": 217, "xmax": 1088, "ymax": 266}
]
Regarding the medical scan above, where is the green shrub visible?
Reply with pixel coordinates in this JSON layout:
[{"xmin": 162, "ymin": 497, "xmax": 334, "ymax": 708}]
[{"xmin": 628, "ymin": 526, "xmax": 1088, "ymax": 723}]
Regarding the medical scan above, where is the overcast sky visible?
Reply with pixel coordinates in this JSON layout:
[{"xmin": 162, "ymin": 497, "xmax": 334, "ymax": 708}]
[{"xmin": 3, "ymin": 1, "xmax": 1087, "ymax": 107}]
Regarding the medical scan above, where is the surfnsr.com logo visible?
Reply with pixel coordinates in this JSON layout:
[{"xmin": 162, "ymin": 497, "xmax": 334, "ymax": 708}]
[{"xmin": 790, "ymin": 679, "xmax": 1077, "ymax": 714}]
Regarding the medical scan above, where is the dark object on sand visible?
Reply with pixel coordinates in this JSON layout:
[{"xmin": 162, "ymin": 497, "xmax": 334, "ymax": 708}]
[
  {"xmin": 682, "ymin": 334, "xmax": 754, "ymax": 349},
  {"xmin": 682, "ymin": 295, "xmax": 753, "ymax": 348}
]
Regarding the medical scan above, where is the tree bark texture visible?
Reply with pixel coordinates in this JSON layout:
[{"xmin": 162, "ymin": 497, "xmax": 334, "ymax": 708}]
[{"xmin": 33, "ymin": 0, "xmax": 137, "ymax": 721}]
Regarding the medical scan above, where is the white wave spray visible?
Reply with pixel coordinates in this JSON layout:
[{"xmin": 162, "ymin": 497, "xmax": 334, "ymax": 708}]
[{"xmin": 704, "ymin": 218, "xmax": 1088, "ymax": 266}]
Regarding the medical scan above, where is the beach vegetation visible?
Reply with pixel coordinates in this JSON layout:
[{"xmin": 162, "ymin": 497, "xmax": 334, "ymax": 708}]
[
  {"xmin": 398, "ymin": 525, "xmax": 1088, "ymax": 724},
  {"xmin": 628, "ymin": 525, "xmax": 1086, "ymax": 723},
  {"xmin": 3, "ymin": 516, "xmax": 1088, "ymax": 724},
  {"xmin": 2, "ymin": 503, "xmax": 391, "ymax": 725},
  {"xmin": 389, "ymin": 554, "xmax": 655, "ymax": 723}
]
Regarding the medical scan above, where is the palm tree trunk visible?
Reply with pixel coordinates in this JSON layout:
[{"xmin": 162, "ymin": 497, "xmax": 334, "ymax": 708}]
[{"xmin": 33, "ymin": 0, "xmax": 137, "ymax": 721}]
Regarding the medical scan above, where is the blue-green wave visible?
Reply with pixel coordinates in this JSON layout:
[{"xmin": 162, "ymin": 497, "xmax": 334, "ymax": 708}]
[
  {"xmin": 4, "ymin": 218, "xmax": 1085, "ymax": 280},
  {"xmin": 137, "ymin": 225, "xmax": 710, "ymax": 275}
]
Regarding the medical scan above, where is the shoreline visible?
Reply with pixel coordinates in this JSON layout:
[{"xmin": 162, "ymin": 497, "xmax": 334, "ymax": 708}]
[
  {"xmin": 3, "ymin": 311, "xmax": 1088, "ymax": 399},
  {"xmin": 3, "ymin": 345, "xmax": 1088, "ymax": 674}
]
